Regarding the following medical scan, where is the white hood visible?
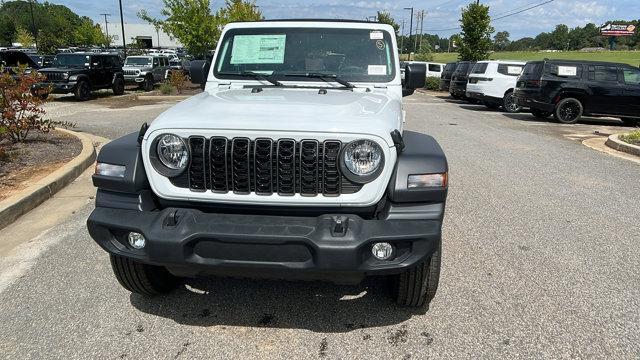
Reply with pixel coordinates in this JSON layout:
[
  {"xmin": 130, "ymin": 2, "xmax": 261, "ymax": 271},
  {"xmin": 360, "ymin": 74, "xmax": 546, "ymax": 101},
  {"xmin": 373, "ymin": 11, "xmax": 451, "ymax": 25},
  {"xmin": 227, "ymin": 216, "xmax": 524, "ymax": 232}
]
[{"xmin": 146, "ymin": 87, "xmax": 402, "ymax": 146}]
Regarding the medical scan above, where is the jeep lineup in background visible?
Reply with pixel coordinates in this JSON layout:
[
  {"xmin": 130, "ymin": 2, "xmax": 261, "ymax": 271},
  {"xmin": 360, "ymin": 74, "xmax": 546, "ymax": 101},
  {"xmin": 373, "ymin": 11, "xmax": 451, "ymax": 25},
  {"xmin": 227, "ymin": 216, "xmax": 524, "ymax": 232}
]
[
  {"xmin": 37, "ymin": 53, "xmax": 125, "ymax": 101},
  {"xmin": 449, "ymin": 61, "xmax": 476, "ymax": 99},
  {"xmin": 123, "ymin": 55, "xmax": 171, "ymax": 91},
  {"xmin": 439, "ymin": 62, "xmax": 457, "ymax": 91},
  {"xmin": 466, "ymin": 60, "xmax": 526, "ymax": 113},
  {"xmin": 88, "ymin": 20, "xmax": 448, "ymax": 308},
  {"xmin": 515, "ymin": 59, "xmax": 640, "ymax": 125}
]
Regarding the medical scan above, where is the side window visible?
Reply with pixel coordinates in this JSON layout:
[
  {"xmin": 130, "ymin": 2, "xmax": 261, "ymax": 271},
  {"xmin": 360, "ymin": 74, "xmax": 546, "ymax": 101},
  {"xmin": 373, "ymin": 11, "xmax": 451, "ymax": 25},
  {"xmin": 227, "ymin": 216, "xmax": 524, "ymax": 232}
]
[
  {"xmin": 547, "ymin": 63, "xmax": 581, "ymax": 78},
  {"xmin": 471, "ymin": 63, "xmax": 488, "ymax": 74},
  {"xmin": 588, "ymin": 65, "xmax": 618, "ymax": 82},
  {"xmin": 622, "ymin": 68, "xmax": 640, "ymax": 84},
  {"xmin": 428, "ymin": 64, "xmax": 440, "ymax": 72},
  {"xmin": 497, "ymin": 64, "xmax": 523, "ymax": 76}
]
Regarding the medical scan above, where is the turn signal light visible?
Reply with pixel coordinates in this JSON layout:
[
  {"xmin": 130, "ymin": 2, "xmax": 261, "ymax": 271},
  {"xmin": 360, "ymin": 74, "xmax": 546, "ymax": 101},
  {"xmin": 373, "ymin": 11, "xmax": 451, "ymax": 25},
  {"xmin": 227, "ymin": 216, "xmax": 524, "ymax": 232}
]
[{"xmin": 407, "ymin": 173, "xmax": 447, "ymax": 189}]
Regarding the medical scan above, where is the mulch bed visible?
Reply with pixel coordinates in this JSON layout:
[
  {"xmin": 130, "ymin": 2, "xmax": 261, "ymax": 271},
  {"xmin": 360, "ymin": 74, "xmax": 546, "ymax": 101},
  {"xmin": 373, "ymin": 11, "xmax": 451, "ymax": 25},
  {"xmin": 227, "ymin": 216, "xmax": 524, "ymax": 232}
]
[{"xmin": 0, "ymin": 129, "xmax": 82, "ymax": 202}]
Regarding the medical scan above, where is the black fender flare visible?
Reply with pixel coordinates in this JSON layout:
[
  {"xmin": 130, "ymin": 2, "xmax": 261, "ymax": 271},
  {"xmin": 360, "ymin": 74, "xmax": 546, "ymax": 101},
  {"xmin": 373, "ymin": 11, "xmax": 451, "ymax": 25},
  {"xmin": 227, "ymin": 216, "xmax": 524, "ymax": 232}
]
[{"xmin": 93, "ymin": 132, "xmax": 149, "ymax": 194}]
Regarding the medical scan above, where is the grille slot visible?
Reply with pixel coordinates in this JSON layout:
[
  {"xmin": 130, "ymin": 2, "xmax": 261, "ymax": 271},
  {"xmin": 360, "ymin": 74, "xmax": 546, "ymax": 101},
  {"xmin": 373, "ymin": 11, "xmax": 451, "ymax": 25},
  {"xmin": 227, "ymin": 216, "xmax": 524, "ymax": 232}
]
[
  {"xmin": 209, "ymin": 137, "xmax": 228, "ymax": 192},
  {"xmin": 188, "ymin": 137, "xmax": 206, "ymax": 191},
  {"xmin": 169, "ymin": 137, "xmax": 363, "ymax": 196},
  {"xmin": 231, "ymin": 138, "xmax": 251, "ymax": 194},
  {"xmin": 42, "ymin": 72, "xmax": 64, "ymax": 82}
]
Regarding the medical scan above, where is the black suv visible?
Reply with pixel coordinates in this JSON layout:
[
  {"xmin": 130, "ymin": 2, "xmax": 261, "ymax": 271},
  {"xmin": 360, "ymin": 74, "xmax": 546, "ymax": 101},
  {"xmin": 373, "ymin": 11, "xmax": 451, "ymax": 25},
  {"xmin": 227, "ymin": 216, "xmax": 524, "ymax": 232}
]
[
  {"xmin": 449, "ymin": 61, "xmax": 475, "ymax": 99},
  {"xmin": 37, "ymin": 53, "xmax": 125, "ymax": 101},
  {"xmin": 0, "ymin": 50, "xmax": 39, "ymax": 77},
  {"xmin": 515, "ymin": 60, "xmax": 640, "ymax": 125},
  {"xmin": 439, "ymin": 62, "xmax": 457, "ymax": 91}
]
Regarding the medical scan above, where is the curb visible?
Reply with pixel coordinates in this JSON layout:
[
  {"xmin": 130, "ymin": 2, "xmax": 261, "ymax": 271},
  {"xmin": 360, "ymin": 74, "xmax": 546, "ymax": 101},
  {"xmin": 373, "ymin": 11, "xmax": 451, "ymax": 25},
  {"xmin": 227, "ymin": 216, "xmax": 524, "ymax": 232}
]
[
  {"xmin": 0, "ymin": 128, "xmax": 96, "ymax": 230},
  {"xmin": 605, "ymin": 134, "xmax": 640, "ymax": 157},
  {"xmin": 136, "ymin": 95, "xmax": 191, "ymax": 101}
]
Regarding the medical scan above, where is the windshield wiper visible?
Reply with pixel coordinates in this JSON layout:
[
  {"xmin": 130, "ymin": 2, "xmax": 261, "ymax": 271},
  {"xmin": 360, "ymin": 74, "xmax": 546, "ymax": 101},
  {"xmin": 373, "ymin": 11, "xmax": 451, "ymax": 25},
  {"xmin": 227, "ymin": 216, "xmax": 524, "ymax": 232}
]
[
  {"xmin": 283, "ymin": 72, "xmax": 354, "ymax": 89},
  {"xmin": 218, "ymin": 71, "xmax": 283, "ymax": 86}
]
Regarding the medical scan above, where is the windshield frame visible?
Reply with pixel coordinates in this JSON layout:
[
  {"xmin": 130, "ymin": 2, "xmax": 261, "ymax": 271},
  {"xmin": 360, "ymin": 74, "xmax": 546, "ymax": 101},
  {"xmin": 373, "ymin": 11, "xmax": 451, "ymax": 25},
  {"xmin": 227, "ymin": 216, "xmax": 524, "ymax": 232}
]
[{"xmin": 212, "ymin": 26, "xmax": 397, "ymax": 84}]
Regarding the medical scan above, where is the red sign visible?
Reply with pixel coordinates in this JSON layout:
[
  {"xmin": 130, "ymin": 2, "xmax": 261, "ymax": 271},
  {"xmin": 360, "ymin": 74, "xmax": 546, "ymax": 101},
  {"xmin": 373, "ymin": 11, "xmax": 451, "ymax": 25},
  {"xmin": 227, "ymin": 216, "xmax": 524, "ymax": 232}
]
[{"xmin": 601, "ymin": 24, "xmax": 636, "ymax": 36}]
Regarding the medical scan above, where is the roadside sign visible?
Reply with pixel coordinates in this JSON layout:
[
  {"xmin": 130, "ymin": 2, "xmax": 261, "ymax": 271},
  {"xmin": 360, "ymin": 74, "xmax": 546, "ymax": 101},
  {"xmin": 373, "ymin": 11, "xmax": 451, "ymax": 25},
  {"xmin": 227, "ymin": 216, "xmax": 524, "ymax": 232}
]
[{"xmin": 600, "ymin": 24, "xmax": 636, "ymax": 36}]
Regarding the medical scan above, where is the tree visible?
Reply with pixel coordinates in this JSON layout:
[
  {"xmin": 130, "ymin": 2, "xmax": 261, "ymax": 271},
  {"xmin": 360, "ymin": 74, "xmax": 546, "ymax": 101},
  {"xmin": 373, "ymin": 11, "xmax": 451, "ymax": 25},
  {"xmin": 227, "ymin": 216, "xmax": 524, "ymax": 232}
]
[
  {"xmin": 139, "ymin": 0, "xmax": 262, "ymax": 58},
  {"xmin": 493, "ymin": 31, "xmax": 510, "ymax": 51},
  {"xmin": 550, "ymin": 24, "xmax": 569, "ymax": 50},
  {"xmin": 74, "ymin": 18, "xmax": 110, "ymax": 47},
  {"xmin": 414, "ymin": 42, "xmax": 434, "ymax": 61},
  {"xmin": 376, "ymin": 11, "xmax": 400, "ymax": 35},
  {"xmin": 0, "ymin": 14, "xmax": 16, "ymax": 46},
  {"xmin": 458, "ymin": 3, "xmax": 494, "ymax": 61},
  {"xmin": 15, "ymin": 26, "xmax": 34, "ymax": 47}
]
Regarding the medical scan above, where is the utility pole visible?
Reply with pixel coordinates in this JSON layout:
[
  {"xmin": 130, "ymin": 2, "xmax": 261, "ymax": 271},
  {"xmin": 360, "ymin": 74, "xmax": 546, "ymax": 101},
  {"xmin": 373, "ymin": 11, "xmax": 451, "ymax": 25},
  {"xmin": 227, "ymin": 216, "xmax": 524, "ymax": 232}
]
[
  {"xmin": 118, "ymin": 0, "xmax": 126, "ymax": 56},
  {"xmin": 28, "ymin": 0, "xmax": 37, "ymax": 50},
  {"xmin": 404, "ymin": 7, "xmax": 413, "ymax": 60},
  {"xmin": 400, "ymin": 20, "xmax": 405, "ymax": 57},
  {"xmin": 418, "ymin": 10, "xmax": 425, "ymax": 51},
  {"xmin": 413, "ymin": 12, "xmax": 419, "ymax": 54},
  {"xmin": 100, "ymin": 13, "xmax": 110, "ymax": 48}
]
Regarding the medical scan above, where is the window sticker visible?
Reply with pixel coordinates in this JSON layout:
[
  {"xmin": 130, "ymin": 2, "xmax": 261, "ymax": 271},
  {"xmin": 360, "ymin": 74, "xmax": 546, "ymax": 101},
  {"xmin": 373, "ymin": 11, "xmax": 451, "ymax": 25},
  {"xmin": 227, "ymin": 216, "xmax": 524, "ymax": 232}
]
[
  {"xmin": 376, "ymin": 40, "xmax": 385, "ymax": 50},
  {"xmin": 370, "ymin": 31, "xmax": 384, "ymax": 40},
  {"xmin": 557, "ymin": 66, "xmax": 577, "ymax": 76},
  {"xmin": 507, "ymin": 66, "xmax": 523, "ymax": 75},
  {"xmin": 230, "ymin": 35, "xmax": 286, "ymax": 64},
  {"xmin": 368, "ymin": 65, "xmax": 387, "ymax": 75}
]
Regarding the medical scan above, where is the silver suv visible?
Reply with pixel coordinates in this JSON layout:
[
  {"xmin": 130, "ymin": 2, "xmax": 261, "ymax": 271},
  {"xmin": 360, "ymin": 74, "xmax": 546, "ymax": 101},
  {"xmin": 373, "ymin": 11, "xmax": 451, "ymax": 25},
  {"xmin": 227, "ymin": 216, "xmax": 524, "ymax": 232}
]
[{"xmin": 122, "ymin": 55, "xmax": 170, "ymax": 91}]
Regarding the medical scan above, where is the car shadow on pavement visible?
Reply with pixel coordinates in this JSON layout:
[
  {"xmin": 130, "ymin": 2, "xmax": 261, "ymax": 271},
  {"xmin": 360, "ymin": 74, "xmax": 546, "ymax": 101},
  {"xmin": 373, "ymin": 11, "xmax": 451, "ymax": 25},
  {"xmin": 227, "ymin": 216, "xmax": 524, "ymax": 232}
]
[
  {"xmin": 501, "ymin": 113, "xmax": 626, "ymax": 126},
  {"xmin": 130, "ymin": 276, "xmax": 425, "ymax": 332}
]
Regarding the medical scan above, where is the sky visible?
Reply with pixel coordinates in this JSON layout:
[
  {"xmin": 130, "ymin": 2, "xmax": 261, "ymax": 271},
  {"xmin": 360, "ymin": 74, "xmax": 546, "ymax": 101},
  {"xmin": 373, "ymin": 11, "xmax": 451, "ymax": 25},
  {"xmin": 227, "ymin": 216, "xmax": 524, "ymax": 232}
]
[{"xmin": 55, "ymin": 0, "xmax": 636, "ymax": 39}]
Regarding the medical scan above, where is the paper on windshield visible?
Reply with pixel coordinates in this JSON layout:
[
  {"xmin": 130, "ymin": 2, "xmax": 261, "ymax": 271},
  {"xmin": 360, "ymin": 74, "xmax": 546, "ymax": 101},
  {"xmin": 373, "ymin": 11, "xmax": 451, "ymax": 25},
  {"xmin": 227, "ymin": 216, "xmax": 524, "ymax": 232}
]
[
  {"xmin": 231, "ymin": 35, "xmax": 286, "ymax": 64},
  {"xmin": 557, "ymin": 66, "xmax": 577, "ymax": 76},
  {"xmin": 368, "ymin": 65, "xmax": 387, "ymax": 75}
]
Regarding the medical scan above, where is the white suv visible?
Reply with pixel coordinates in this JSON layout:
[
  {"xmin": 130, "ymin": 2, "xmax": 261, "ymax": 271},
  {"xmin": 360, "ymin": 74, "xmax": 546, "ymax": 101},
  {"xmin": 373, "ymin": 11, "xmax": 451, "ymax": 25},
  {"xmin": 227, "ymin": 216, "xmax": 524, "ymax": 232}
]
[{"xmin": 466, "ymin": 60, "xmax": 525, "ymax": 113}]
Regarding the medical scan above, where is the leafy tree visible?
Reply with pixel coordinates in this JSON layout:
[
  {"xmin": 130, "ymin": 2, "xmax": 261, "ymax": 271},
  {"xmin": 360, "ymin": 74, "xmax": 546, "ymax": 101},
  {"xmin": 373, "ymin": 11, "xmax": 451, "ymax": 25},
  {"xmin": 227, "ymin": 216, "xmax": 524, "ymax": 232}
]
[
  {"xmin": 38, "ymin": 32, "xmax": 64, "ymax": 55},
  {"xmin": 74, "ymin": 18, "xmax": 110, "ymax": 47},
  {"xmin": 0, "ymin": 13, "xmax": 16, "ymax": 46},
  {"xmin": 139, "ymin": 0, "xmax": 262, "ymax": 59},
  {"xmin": 376, "ymin": 11, "xmax": 400, "ymax": 35},
  {"xmin": 458, "ymin": 3, "xmax": 493, "ymax": 61},
  {"xmin": 550, "ymin": 24, "xmax": 569, "ymax": 50},
  {"xmin": 15, "ymin": 26, "xmax": 34, "ymax": 47},
  {"xmin": 493, "ymin": 31, "xmax": 510, "ymax": 51},
  {"xmin": 414, "ymin": 42, "xmax": 434, "ymax": 61}
]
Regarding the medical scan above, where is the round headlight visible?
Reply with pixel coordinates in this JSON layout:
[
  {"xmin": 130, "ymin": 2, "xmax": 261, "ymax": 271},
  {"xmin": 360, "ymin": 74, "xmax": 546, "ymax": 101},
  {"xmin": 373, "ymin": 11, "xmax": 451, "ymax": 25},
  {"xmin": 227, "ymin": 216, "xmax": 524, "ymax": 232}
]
[
  {"xmin": 341, "ymin": 139, "xmax": 384, "ymax": 183},
  {"xmin": 156, "ymin": 134, "xmax": 188, "ymax": 170}
]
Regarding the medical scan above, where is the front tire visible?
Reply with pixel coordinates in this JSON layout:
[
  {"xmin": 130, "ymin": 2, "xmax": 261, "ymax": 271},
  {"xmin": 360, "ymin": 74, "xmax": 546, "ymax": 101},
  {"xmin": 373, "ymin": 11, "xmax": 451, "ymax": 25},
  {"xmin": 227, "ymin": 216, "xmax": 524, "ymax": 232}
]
[
  {"xmin": 391, "ymin": 245, "xmax": 441, "ymax": 307},
  {"xmin": 502, "ymin": 91, "xmax": 521, "ymax": 113},
  {"xmin": 112, "ymin": 77, "xmax": 125, "ymax": 96},
  {"xmin": 554, "ymin": 97, "xmax": 583, "ymax": 124},
  {"xmin": 142, "ymin": 76, "xmax": 154, "ymax": 92},
  {"xmin": 74, "ymin": 80, "xmax": 91, "ymax": 101},
  {"xmin": 110, "ymin": 254, "xmax": 178, "ymax": 296}
]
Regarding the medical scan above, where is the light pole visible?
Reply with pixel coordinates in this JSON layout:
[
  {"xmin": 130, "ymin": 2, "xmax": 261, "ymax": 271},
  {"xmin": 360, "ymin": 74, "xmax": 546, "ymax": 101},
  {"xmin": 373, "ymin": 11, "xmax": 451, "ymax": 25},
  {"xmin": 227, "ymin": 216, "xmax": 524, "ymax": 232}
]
[
  {"xmin": 100, "ymin": 13, "xmax": 110, "ymax": 47},
  {"xmin": 404, "ymin": 7, "xmax": 413, "ymax": 60},
  {"xmin": 28, "ymin": 0, "xmax": 37, "ymax": 50},
  {"xmin": 118, "ymin": 0, "xmax": 127, "ymax": 56},
  {"xmin": 400, "ymin": 19, "xmax": 405, "ymax": 56}
]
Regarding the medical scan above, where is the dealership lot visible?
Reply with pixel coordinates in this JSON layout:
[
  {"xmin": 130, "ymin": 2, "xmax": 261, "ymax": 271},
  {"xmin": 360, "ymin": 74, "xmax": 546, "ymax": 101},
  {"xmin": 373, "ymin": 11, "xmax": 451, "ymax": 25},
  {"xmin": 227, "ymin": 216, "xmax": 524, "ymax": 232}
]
[{"xmin": 1, "ymin": 92, "xmax": 638, "ymax": 359}]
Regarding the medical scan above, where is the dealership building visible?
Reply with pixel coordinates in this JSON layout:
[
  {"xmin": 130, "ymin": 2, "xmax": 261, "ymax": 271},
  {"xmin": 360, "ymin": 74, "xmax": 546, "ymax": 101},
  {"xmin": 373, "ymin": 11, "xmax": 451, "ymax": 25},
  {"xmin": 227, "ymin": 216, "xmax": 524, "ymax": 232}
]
[{"xmin": 100, "ymin": 23, "xmax": 181, "ymax": 49}]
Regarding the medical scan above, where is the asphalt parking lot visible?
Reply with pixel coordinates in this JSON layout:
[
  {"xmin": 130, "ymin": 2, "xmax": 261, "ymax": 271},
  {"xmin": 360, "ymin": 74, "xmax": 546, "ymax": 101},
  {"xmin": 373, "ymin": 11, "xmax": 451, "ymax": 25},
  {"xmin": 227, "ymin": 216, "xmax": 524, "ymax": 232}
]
[{"xmin": 1, "ymin": 91, "xmax": 639, "ymax": 359}]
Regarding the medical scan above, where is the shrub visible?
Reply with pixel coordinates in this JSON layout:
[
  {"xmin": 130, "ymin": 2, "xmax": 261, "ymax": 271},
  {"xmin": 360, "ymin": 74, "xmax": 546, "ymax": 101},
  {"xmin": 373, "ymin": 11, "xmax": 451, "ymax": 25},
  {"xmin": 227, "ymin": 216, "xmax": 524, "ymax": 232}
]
[
  {"xmin": 620, "ymin": 131, "xmax": 640, "ymax": 146},
  {"xmin": 168, "ymin": 71, "xmax": 187, "ymax": 94},
  {"xmin": 159, "ymin": 82, "xmax": 175, "ymax": 95},
  {"xmin": 0, "ymin": 66, "xmax": 73, "ymax": 143},
  {"xmin": 424, "ymin": 76, "xmax": 440, "ymax": 91}
]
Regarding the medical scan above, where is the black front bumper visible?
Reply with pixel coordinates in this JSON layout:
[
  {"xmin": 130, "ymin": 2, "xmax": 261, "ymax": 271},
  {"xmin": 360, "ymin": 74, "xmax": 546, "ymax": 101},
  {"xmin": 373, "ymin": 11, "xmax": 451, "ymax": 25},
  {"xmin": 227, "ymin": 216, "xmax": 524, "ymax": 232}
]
[
  {"xmin": 449, "ymin": 80, "xmax": 467, "ymax": 97},
  {"xmin": 87, "ymin": 207, "xmax": 442, "ymax": 284},
  {"xmin": 34, "ymin": 81, "xmax": 78, "ymax": 94}
]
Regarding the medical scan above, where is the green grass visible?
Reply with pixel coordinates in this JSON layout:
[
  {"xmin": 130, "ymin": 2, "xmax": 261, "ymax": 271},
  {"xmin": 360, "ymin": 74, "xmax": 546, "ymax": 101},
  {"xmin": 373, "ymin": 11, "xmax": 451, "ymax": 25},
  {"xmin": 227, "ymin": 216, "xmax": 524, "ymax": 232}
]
[
  {"xmin": 620, "ymin": 131, "xmax": 640, "ymax": 146},
  {"xmin": 403, "ymin": 51, "xmax": 640, "ymax": 66}
]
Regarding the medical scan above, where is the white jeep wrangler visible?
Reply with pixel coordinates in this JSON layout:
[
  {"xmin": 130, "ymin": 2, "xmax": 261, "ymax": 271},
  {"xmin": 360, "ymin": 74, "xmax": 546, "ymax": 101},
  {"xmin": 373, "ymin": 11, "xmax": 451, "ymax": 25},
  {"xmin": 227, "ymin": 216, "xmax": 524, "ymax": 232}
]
[{"xmin": 88, "ymin": 20, "xmax": 448, "ymax": 308}]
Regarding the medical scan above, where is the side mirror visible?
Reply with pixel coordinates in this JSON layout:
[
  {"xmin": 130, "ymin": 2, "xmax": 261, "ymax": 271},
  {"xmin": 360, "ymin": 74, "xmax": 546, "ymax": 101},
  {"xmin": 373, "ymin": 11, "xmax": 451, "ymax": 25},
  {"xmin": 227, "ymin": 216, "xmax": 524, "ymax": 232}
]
[
  {"xmin": 404, "ymin": 63, "xmax": 426, "ymax": 93},
  {"xmin": 189, "ymin": 60, "xmax": 211, "ymax": 89}
]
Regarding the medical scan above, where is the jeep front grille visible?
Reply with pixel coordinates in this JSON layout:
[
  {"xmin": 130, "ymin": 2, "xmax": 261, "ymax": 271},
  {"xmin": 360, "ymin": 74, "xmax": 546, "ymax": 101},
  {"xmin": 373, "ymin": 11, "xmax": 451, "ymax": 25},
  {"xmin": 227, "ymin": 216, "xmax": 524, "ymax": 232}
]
[
  {"xmin": 170, "ymin": 137, "xmax": 362, "ymax": 196},
  {"xmin": 41, "ymin": 72, "xmax": 64, "ymax": 82},
  {"xmin": 124, "ymin": 69, "xmax": 140, "ymax": 76}
]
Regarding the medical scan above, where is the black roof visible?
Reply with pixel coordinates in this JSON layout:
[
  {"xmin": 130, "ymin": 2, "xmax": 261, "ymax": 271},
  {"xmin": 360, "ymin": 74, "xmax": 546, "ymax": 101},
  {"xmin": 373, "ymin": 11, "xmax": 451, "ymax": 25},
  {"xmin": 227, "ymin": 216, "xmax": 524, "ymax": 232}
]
[{"xmin": 537, "ymin": 59, "xmax": 636, "ymax": 67}]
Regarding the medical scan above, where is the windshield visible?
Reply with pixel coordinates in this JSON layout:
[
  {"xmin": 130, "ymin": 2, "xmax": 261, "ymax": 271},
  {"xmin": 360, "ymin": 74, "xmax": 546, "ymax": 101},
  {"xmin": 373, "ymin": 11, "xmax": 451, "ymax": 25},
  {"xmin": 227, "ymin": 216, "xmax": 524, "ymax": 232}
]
[
  {"xmin": 453, "ymin": 62, "xmax": 470, "ymax": 75},
  {"xmin": 125, "ymin": 57, "xmax": 152, "ymax": 66},
  {"xmin": 214, "ymin": 27, "xmax": 396, "ymax": 83},
  {"xmin": 53, "ymin": 54, "xmax": 89, "ymax": 67}
]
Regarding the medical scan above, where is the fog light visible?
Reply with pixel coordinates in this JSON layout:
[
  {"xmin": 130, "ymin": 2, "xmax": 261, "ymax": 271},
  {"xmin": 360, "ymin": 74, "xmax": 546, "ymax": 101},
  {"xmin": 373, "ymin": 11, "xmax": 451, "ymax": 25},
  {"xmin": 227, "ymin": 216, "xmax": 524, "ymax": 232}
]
[
  {"xmin": 127, "ymin": 232, "xmax": 146, "ymax": 249},
  {"xmin": 371, "ymin": 242, "xmax": 394, "ymax": 260}
]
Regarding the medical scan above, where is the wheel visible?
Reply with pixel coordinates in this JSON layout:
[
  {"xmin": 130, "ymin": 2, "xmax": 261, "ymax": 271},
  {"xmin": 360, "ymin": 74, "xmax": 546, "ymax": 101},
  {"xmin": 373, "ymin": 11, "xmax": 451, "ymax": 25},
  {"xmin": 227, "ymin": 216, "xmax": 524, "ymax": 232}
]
[
  {"xmin": 391, "ymin": 245, "xmax": 441, "ymax": 307},
  {"xmin": 484, "ymin": 101, "xmax": 500, "ymax": 110},
  {"xmin": 554, "ymin": 97, "xmax": 583, "ymax": 124},
  {"xmin": 621, "ymin": 118, "xmax": 639, "ymax": 127},
  {"xmin": 112, "ymin": 77, "xmax": 125, "ymax": 95},
  {"xmin": 142, "ymin": 76, "xmax": 154, "ymax": 92},
  {"xmin": 531, "ymin": 109, "xmax": 552, "ymax": 119},
  {"xmin": 110, "ymin": 254, "xmax": 178, "ymax": 296},
  {"xmin": 74, "ymin": 80, "xmax": 91, "ymax": 101},
  {"xmin": 502, "ymin": 91, "xmax": 521, "ymax": 113}
]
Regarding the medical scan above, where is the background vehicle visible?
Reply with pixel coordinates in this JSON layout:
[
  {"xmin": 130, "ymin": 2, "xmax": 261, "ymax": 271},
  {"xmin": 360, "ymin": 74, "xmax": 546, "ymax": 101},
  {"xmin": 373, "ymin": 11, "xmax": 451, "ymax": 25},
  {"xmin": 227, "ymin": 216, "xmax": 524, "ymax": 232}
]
[
  {"xmin": 515, "ymin": 60, "xmax": 640, "ymax": 125},
  {"xmin": 122, "ymin": 55, "xmax": 170, "ymax": 91},
  {"xmin": 29, "ymin": 54, "xmax": 55, "ymax": 68},
  {"xmin": 449, "ymin": 61, "xmax": 475, "ymax": 99},
  {"xmin": 466, "ymin": 60, "xmax": 525, "ymax": 113},
  {"xmin": 169, "ymin": 58, "xmax": 191, "ymax": 76},
  {"xmin": 440, "ymin": 62, "xmax": 457, "ymax": 91},
  {"xmin": 88, "ymin": 20, "xmax": 447, "ymax": 309},
  {"xmin": 404, "ymin": 61, "xmax": 445, "ymax": 78},
  {"xmin": 0, "ymin": 50, "xmax": 39, "ymax": 75},
  {"xmin": 37, "ymin": 53, "xmax": 125, "ymax": 101}
]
